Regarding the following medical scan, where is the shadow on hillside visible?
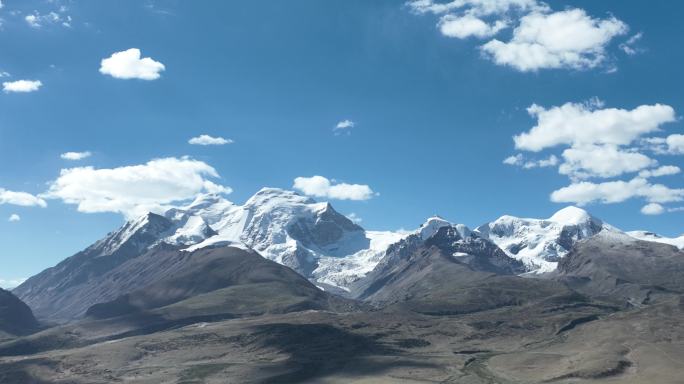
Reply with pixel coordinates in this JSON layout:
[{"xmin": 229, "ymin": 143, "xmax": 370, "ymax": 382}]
[{"xmin": 235, "ymin": 323, "xmax": 436, "ymax": 383}]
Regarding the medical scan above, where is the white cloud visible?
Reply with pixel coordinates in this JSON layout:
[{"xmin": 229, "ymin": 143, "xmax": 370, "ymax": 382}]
[
  {"xmin": 620, "ymin": 32, "xmax": 643, "ymax": 55},
  {"xmin": 0, "ymin": 189, "xmax": 47, "ymax": 207},
  {"xmin": 293, "ymin": 175, "xmax": 375, "ymax": 201},
  {"xmin": 25, "ymin": 11, "xmax": 71, "ymax": 28},
  {"xmin": 514, "ymin": 100, "xmax": 676, "ymax": 152},
  {"xmin": 529, "ymin": 154, "xmax": 559, "ymax": 168},
  {"xmin": 25, "ymin": 14, "xmax": 42, "ymax": 28},
  {"xmin": 407, "ymin": 0, "xmax": 542, "ymax": 17},
  {"xmin": 503, "ymin": 153, "xmax": 558, "ymax": 168},
  {"xmin": 662, "ymin": 134, "xmax": 684, "ymax": 154},
  {"xmin": 482, "ymin": 9, "xmax": 627, "ymax": 71},
  {"xmin": 644, "ymin": 134, "xmax": 684, "ymax": 155},
  {"xmin": 3, "ymin": 80, "xmax": 42, "ymax": 93},
  {"xmin": 503, "ymin": 153, "xmax": 523, "ymax": 166},
  {"xmin": 100, "ymin": 48, "xmax": 165, "ymax": 80},
  {"xmin": 188, "ymin": 135, "xmax": 233, "ymax": 146},
  {"xmin": 334, "ymin": 120, "xmax": 356, "ymax": 136},
  {"xmin": 0, "ymin": 278, "xmax": 26, "ymax": 289},
  {"xmin": 510, "ymin": 100, "xmax": 683, "ymax": 214},
  {"xmin": 439, "ymin": 14, "xmax": 507, "ymax": 38},
  {"xmin": 559, "ymin": 145, "xmax": 656, "ymax": 179},
  {"xmin": 408, "ymin": 1, "xmax": 629, "ymax": 72},
  {"xmin": 61, "ymin": 151, "xmax": 92, "ymax": 160},
  {"xmin": 43, "ymin": 157, "xmax": 231, "ymax": 218},
  {"xmin": 8, "ymin": 214, "xmax": 20, "ymax": 222},
  {"xmin": 641, "ymin": 203, "xmax": 664, "ymax": 216},
  {"xmin": 346, "ymin": 212, "xmax": 363, "ymax": 224},
  {"xmin": 334, "ymin": 119, "xmax": 355, "ymax": 131},
  {"xmin": 550, "ymin": 177, "xmax": 684, "ymax": 206},
  {"xmin": 0, "ymin": 71, "xmax": 9, "ymax": 78},
  {"xmin": 638, "ymin": 165, "xmax": 680, "ymax": 179}
]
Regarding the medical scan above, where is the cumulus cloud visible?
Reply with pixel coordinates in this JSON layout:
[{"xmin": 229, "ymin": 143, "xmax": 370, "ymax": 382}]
[
  {"xmin": 0, "ymin": 189, "xmax": 47, "ymax": 207},
  {"xmin": 620, "ymin": 32, "xmax": 643, "ymax": 55},
  {"xmin": 550, "ymin": 177, "xmax": 684, "ymax": 206},
  {"xmin": 3, "ymin": 80, "xmax": 42, "ymax": 93},
  {"xmin": 43, "ymin": 157, "xmax": 231, "ymax": 218},
  {"xmin": 559, "ymin": 145, "xmax": 656, "ymax": 179},
  {"xmin": 439, "ymin": 14, "xmax": 507, "ymax": 38},
  {"xmin": 188, "ymin": 135, "xmax": 233, "ymax": 146},
  {"xmin": 645, "ymin": 134, "xmax": 684, "ymax": 155},
  {"xmin": 61, "ymin": 151, "xmax": 92, "ymax": 160},
  {"xmin": 333, "ymin": 120, "xmax": 356, "ymax": 136},
  {"xmin": 407, "ymin": 0, "xmax": 542, "ymax": 17},
  {"xmin": 100, "ymin": 48, "xmax": 165, "ymax": 80},
  {"xmin": 346, "ymin": 212, "xmax": 363, "ymax": 224},
  {"xmin": 25, "ymin": 11, "xmax": 71, "ymax": 28},
  {"xmin": 514, "ymin": 100, "xmax": 675, "ymax": 152},
  {"xmin": 641, "ymin": 203, "xmax": 664, "ymax": 216},
  {"xmin": 512, "ymin": 100, "xmax": 676, "ymax": 179},
  {"xmin": 408, "ymin": 0, "xmax": 629, "ymax": 71},
  {"xmin": 508, "ymin": 100, "xmax": 684, "ymax": 213},
  {"xmin": 638, "ymin": 165, "xmax": 680, "ymax": 179},
  {"xmin": 293, "ymin": 175, "xmax": 375, "ymax": 201},
  {"xmin": 8, "ymin": 214, "xmax": 20, "ymax": 222},
  {"xmin": 503, "ymin": 154, "xmax": 523, "ymax": 166},
  {"xmin": 647, "ymin": 134, "xmax": 684, "ymax": 155},
  {"xmin": 665, "ymin": 134, "xmax": 684, "ymax": 154},
  {"xmin": 482, "ymin": 9, "xmax": 627, "ymax": 71},
  {"xmin": 503, "ymin": 153, "xmax": 558, "ymax": 169}
]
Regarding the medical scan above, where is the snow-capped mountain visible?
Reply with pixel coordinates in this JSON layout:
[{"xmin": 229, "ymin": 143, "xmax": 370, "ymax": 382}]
[
  {"xmin": 15, "ymin": 188, "xmax": 407, "ymax": 319},
  {"xmin": 19, "ymin": 187, "xmax": 655, "ymax": 322},
  {"xmin": 475, "ymin": 206, "xmax": 620, "ymax": 273},
  {"xmin": 351, "ymin": 217, "xmax": 525, "ymax": 300},
  {"xmin": 175, "ymin": 188, "xmax": 407, "ymax": 290},
  {"xmin": 626, "ymin": 231, "xmax": 684, "ymax": 249}
]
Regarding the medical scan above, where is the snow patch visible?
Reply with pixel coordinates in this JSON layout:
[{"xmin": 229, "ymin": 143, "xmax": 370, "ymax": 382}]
[{"xmin": 627, "ymin": 231, "xmax": 684, "ymax": 249}]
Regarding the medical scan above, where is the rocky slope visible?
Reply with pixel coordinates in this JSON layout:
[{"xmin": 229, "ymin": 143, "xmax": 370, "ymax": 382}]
[
  {"xmin": 555, "ymin": 231, "xmax": 684, "ymax": 306},
  {"xmin": 85, "ymin": 246, "xmax": 357, "ymax": 321},
  {"xmin": 0, "ymin": 289, "xmax": 38, "ymax": 337},
  {"xmin": 13, "ymin": 212, "xmax": 181, "ymax": 321},
  {"xmin": 14, "ymin": 189, "xmax": 402, "ymax": 321},
  {"xmin": 351, "ymin": 220, "xmax": 539, "ymax": 312}
]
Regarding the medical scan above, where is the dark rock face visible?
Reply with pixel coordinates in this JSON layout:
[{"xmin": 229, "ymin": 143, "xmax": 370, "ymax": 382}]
[
  {"xmin": 425, "ymin": 227, "xmax": 525, "ymax": 275},
  {"xmin": 287, "ymin": 203, "xmax": 367, "ymax": 252},
  {"xmin": 13, "ymin": 213, "xmax": 176, "ymax": 322},
  {"xmin": 351, "ymin": 226, "xmax": 556, "ymax": 315},
  {"xmin": 555, "ymin": 233, "xmax": 684, "ymax": 305},
  {"xmin": 555, "ymin": 221, "xmax": 604, "ymax": 258},
  {"xmin": 12, "ymin": 191, "xmax": 369, "ymax": 322},
  {"xmin": 0, "ymin": 289, "xmax": 39, "ymax": 336}
]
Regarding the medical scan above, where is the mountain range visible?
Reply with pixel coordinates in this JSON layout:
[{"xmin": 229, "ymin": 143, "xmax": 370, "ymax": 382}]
[
  {"xmin": 2, "ymin": 187, "xmax": 684, "ymax": 383},
  {"xmin": 13, "ymin": 188, "xmax": 620, "ymax": 321}
]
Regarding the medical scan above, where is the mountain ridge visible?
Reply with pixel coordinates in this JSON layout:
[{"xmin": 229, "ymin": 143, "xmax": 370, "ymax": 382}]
[{"xmin": 13, "ymin": 187, "xmax": 677, "ymax": 322}]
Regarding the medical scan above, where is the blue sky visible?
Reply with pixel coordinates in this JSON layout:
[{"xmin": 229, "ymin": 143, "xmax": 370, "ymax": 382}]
[{"xmin": 1, "ymin": 0, "xmax": 683, "ymax": 283}]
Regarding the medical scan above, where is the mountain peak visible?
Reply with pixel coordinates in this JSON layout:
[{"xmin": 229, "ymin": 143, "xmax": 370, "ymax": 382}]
[
  {"xmin": 419, "ymin": 216, "xmax": 452, "ymax": 240},
  {"xmin": 548, "ymin": 206, "xmax": 595, "ymax": 225}
]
